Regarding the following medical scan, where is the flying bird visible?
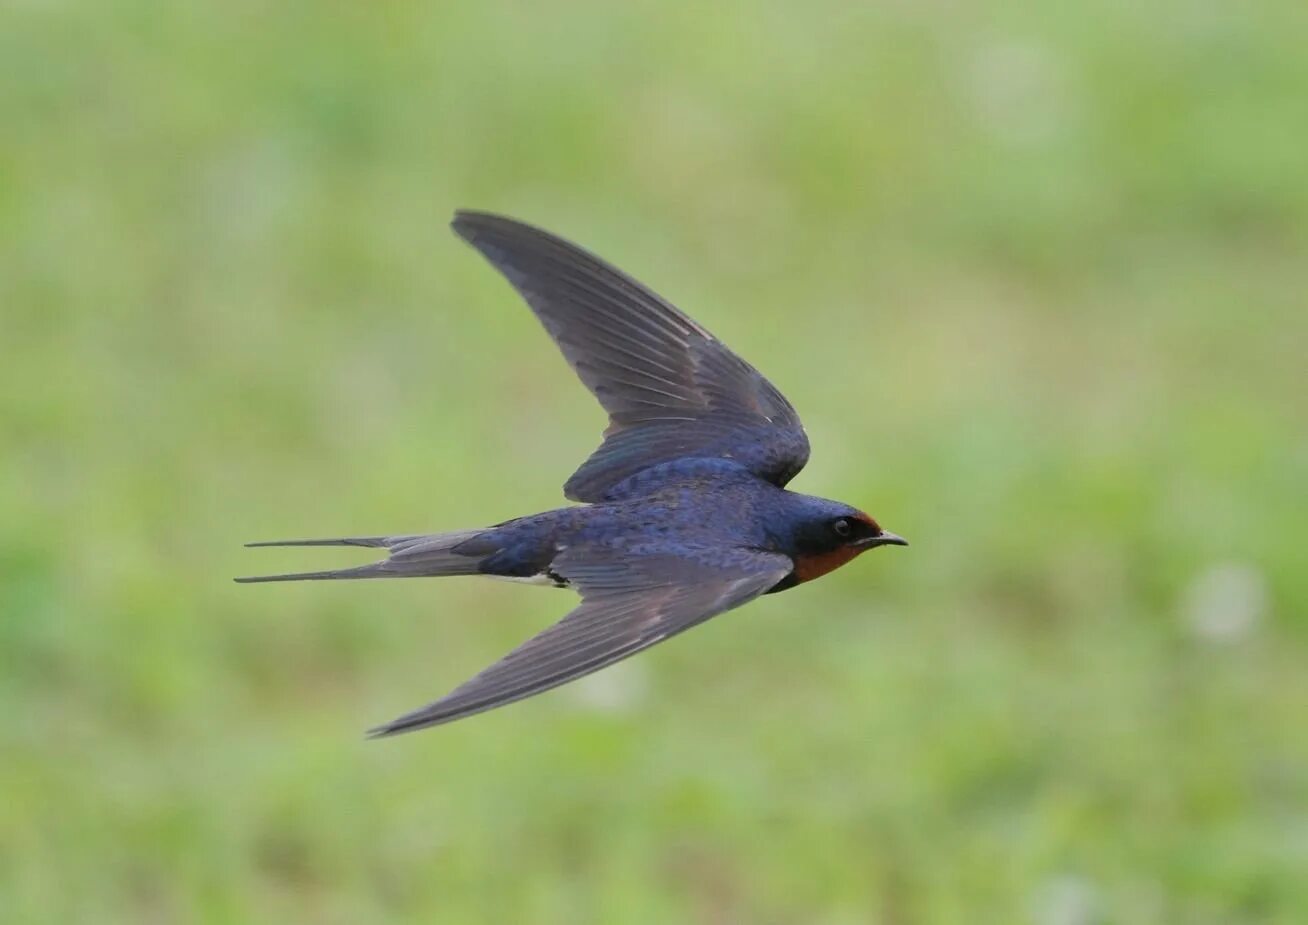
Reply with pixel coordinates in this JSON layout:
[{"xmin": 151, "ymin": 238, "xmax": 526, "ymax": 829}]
[{"xmin": 238, "ymin": 212, "xmax": 907, "ymax": 736}]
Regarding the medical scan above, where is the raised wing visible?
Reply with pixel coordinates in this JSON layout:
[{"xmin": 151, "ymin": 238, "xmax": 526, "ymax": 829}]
[
  {"xmin": 453, "ymin": 211, "xmax": 810, "ymax": 502},
  {"xmin": 367, "ymin": 545, "xmax": 791, "ymax": 736}
]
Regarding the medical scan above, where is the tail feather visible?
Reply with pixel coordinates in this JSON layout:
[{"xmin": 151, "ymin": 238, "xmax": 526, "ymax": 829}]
[
  {"xmin": 234, "ymin": 563, "xmax": 389, "ymax": 583},
  {"xmin": 236, "ymin": 530, "xmax": 489, "ymax": 584},
  {"xmin": 244, "ymin": 536, "xmax": 404, "ymax": 549}
]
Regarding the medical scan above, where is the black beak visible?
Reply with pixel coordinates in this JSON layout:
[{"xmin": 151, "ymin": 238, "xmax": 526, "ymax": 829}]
[{"xmin": 859, "ymin": 531, "xmax": 908, "ymax": 549}]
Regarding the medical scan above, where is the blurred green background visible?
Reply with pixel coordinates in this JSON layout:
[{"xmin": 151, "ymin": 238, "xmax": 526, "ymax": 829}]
[{"xmin": 3, "ymin": 1, "xmax": 1307, "ymax": 922}]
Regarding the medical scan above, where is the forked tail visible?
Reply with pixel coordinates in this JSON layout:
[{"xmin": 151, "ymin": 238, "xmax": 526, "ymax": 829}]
[{"xmin": 235, "ymin": 530, "xmax": 489, "ymax": 583}]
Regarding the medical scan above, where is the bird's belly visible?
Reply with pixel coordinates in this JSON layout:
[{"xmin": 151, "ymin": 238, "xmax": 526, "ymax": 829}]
[{"xmin": 485, "ymin": 572, "xmax": 569, "ymax": 588}]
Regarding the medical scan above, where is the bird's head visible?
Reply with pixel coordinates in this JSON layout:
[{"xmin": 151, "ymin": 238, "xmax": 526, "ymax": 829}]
[{"xmin": 782, "ymin": 498, "xmax": 907, "ymax": 585}]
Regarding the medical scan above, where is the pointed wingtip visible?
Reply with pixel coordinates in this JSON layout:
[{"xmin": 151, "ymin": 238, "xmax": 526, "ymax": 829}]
[
  {"xmin": 452, "ymin": 210, "xmax": 545, "ymax": 247},
  {"xmin": 365, "ymin": 704, "xmax": 459, "ymax": 739},
  {"xmin": 365, "ymin": 721, "xmax": 404, "ymax": 740},
  {"xmin": 451, "ymin": 209, "xmax": 491, "ymax": 237}
]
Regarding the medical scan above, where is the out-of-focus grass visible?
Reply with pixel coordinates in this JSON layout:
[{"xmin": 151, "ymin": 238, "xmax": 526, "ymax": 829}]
[{"xmin": 3, "ymin": 1, "xmax": 1306, "ymax": 922}]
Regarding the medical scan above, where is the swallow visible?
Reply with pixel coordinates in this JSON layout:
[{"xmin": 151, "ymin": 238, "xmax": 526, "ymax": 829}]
[{"xmin": 238, "ymin": 211, "xmax": 907, "ymax": 736}]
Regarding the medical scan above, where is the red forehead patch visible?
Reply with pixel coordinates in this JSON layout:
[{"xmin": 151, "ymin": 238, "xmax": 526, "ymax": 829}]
[{"xmin": 855, "ymin": 511, "xmax": 880, "ymax": 532}]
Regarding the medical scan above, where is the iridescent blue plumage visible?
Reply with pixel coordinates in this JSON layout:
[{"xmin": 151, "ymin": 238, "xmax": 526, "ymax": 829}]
[{"xmin": 239, "ymin": 212, "xmax": 905, "ymax": 735}]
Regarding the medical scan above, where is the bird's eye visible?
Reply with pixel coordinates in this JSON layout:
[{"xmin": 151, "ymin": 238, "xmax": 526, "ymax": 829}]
[{"xmin": 832, "ymin": 517, "xmax": 853, "ymax": 538}]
